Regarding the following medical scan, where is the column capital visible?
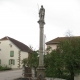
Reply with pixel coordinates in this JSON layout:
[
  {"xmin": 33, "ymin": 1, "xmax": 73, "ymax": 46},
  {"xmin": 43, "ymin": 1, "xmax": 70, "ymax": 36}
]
[{"xmin": 38, "ymin": 20, "xmax": 45, "ymax": 25}]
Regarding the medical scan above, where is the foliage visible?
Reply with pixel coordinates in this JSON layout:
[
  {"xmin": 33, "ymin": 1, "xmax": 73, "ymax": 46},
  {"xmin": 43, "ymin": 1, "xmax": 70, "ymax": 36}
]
[
  {"xmin": 46, "ymin": 46, "xmax": 52, "ymax": 54},
  {"xmin": 45, "ymin": 38, "xmax": 80, "ymax": 80},
  {"xmin": 22, "ymin": 58, "xmax": 28, "ymax": 66},
  {"xmin": 0, "ymin": 65, "xmax": 12, "ymax": 71},
  {"xmin": 22, "ymin": 38, "xmax": 80, "ymax": 80},
  {"xmin": 22, "ymin": 51, "xmax": 39, "ymax": 67},
  {"xmin": 45, "ymin": 50, "xmax": 64, "ymax": 78},
  {"xmin": 22, "ymin": 50, "xmax": 39, "ymax": 77},
  {"xmin": 28, "ymin": 51, "xmax": 39, "ymax": 68},
  {"xmin": 58, "ymin": 38, "xmax": 80, "ymax": 80}
]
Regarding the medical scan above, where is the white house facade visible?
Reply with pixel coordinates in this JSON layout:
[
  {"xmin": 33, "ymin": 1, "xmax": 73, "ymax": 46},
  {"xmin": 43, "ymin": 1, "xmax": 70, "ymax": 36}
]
[{"xmin": 0, "ymin": 36, "xmax": 32, "ymax": 69}]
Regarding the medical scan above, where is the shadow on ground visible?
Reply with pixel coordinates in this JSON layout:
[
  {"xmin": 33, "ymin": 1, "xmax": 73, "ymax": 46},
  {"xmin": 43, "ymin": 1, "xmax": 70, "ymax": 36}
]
[{"xmin": 14, "ymin": 78, "xmax": 32, "ymax": 80}]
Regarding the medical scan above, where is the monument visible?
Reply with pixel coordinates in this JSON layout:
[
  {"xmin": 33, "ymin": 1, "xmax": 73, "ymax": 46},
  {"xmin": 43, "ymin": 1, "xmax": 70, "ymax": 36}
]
[{"xmin": 37, "ymin": 5, "xmax": 45, "ymax": 80}]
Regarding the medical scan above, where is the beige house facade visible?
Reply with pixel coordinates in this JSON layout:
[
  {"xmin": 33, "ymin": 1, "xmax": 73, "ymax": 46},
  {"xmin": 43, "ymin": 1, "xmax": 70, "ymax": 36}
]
[
  {"xmin": 46, "ymin": 36, "xmax": 80, "ymax": 51},
  {"xmin": 0, "ymin": 36, "xmax": 32, "ymax": 69},
  {"xmin": 46, "ymin": 37, "xmax": 63, "ymax": 52}
]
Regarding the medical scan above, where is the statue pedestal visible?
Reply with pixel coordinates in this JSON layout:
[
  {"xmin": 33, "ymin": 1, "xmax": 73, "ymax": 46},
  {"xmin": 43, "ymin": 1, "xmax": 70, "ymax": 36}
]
[{"xmin": 37, "ymin": 66, "xmax": 45, "ymax": 80}]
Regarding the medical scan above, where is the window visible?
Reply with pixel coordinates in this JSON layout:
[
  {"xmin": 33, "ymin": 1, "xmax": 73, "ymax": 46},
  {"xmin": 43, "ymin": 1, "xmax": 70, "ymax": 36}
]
[
  {"xmin": 9, "ymin": 59, "xmax": 15, "ymax": 65},
  {"xmin": 9, "ymin": 44, "xmax": 12, "ymax": 47},
  {"xmin": 10, "ymin": 51, "xmax": 14, "ymax": 57},
  {"xmin": 0, "ymin": 59, "xmax": 1, "ymax": 64}
]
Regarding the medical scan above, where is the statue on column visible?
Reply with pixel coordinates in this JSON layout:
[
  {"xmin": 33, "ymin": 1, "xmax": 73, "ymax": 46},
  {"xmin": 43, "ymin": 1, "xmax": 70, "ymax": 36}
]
[{"xmin": 39, "ymin": 5, "xmax": 45, "ymax": 21}]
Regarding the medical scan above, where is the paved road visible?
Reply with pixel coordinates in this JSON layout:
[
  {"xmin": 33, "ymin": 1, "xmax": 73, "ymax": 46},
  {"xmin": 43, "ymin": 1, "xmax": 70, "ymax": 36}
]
[{"xmin": 0, "ymin": 69, "xmax": 22, "ymax": 80}]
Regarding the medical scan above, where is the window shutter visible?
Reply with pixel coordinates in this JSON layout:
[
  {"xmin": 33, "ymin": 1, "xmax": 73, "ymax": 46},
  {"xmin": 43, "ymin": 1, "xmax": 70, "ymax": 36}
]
[
  {"xmin": 10, "ymin": 51, "xmax": 14, "ymax": 57},
  {"xmin": 0, "ymin": 59, "xmax": 1, "ymax": 64},
  {"xmin": 9, "ymin": 59, "xmax": 10, "ymax": 65},
  {"xmin": 13, "ymin": 60, "xmax": 15, "ymax": 65}
]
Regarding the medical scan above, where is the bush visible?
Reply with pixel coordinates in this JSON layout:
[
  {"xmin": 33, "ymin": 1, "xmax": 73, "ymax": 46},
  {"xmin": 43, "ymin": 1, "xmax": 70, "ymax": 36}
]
[
  {"xmin": 0, "ymin": 65, "xmax": 12, "ymax": 71},
  {"xmin": 0, "ymin": 66, "xmax": 3, "ymax": 70}
]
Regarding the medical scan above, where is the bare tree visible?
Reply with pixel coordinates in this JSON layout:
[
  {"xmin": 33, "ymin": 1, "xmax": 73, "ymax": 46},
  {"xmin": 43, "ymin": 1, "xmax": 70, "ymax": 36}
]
[{"xmin": 65, "ymin": 30, "xmax": 73, "ymax": 37}]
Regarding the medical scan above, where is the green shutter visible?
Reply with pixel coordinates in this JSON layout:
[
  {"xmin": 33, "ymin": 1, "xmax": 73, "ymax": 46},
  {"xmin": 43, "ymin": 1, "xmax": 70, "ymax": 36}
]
[
  {"xmin": 0, "ymin": 59, "xmax": 1, "ymax": 64},
  {"xmin": 13, "ymin": 60, "xmax": 15, "ymax": 65},
  {"xmin": 9, "ymin": 59, "xmax": 10, "ymax": 65},
  {"xmin": 10, "ymin": 51, "xmax": 14, "ymax": 57}
]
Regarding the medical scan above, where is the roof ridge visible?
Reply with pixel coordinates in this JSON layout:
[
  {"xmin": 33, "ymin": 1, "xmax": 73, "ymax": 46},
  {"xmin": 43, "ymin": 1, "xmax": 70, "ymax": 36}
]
[
  {"xmin": 46, "ymin": 36, "xmax": 80, "ymax": 45},
  {"xmin": 6, "ymin": 36, "xmax": 9, "ymax": 39}
]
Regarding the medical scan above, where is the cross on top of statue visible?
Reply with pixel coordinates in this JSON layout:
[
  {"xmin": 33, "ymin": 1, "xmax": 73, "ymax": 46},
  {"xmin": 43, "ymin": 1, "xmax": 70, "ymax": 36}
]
[{"xmin": 39, "ymin": 5, "xmax": 45, "ymax": 21}]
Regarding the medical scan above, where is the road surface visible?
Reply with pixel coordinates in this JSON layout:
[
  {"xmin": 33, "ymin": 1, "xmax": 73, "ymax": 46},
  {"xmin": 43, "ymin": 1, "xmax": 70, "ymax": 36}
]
[{"xmin": 0, "ymin": 69, "xmax": 22, "ymax": 80}]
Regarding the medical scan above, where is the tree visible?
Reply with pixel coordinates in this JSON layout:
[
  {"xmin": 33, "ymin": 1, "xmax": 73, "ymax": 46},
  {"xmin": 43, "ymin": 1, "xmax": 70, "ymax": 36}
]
[
  {"xmin": 44, "ymin": 49, "xmax": 64, "ymax": 78},
  {"xmin": 65, "ymin": 30, "xmax": 73, "ymax": 37},
  {"xmin": 45, "ymin": 37, "xmax": 80, "ymax": 80},
  {"xmin": 22, "ymin": 51, "xmax": 38, "ymax": 67},
  {"xmin": 22, "ymin": 38, "xmax": 80, "ymax": 80},
  {"xmin": 57, "ymin": 37, "xmax": 80, "ymax": 80},
  {"xmin": 28, "ymin": 51, "xmax": 39, "ymax": 68},
  {"xmin": 22, "ymin": 50, "xmax": 39, "ymax": 76},
  {"xmin": 22, "ymin": 58, "xmax": 28, "ymax": 66}
]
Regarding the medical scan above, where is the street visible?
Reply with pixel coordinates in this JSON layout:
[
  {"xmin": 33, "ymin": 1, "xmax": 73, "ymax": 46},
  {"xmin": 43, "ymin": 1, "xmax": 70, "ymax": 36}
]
[{"xmin": 0, "ymin": 69, "xmax": 22, "ymax": 80}]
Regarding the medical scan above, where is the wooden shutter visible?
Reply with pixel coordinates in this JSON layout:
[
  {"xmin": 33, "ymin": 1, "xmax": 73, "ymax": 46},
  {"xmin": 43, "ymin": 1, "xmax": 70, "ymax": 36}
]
[
  {"xmin": 10, "ymin": 51, "xmax": 14, "ymax": 57},
  {"xmin": 13, "ymin": 59, "xmax": 15, "ymax": 65},
  {"xmin": 0, "ymin": 59, "xmax": 1, "ymax": 64},
  {"xmin": 9, "ymin": 59, "xmax": 10, "ymax": 65}
]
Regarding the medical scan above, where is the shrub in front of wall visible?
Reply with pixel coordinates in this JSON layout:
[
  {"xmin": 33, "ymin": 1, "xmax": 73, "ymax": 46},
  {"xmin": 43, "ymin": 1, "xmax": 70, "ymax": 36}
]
[{"xmin": 0, "ymin": 65, "xmax": 12, "ymax": 71}]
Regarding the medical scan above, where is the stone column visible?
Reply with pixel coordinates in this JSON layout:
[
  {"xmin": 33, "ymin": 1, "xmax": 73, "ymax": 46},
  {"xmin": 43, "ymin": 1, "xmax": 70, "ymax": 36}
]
[{"xmin": 37, "ymin": 5, "xmax": 45, "ymax": 80}]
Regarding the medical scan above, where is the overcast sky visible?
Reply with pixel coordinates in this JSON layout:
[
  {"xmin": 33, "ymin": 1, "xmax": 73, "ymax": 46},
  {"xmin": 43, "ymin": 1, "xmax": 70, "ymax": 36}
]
[{"xmin": 0, "ymin": 0, "xmax": 80, "ymax": 49}]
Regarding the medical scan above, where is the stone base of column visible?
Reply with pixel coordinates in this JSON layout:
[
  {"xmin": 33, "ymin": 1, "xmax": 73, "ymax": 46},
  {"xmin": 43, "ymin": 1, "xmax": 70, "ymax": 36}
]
[{"xmin": 37, "ymin": 66, "xmax": 45, "ymax": 80}]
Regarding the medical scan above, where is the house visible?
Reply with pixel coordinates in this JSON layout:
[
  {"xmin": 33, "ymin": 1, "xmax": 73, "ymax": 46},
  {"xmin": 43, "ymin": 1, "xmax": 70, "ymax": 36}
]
[
  {"xmin": 46, "ymin": 36, "xmax": 80, "ymax": 51},
  {"xmin": 0, "ymin": 36, "xmax": 33, "ymax": 69},
  {"xmin": 46, "ymin": 36, "xmax": 80, "ymax": 80}
]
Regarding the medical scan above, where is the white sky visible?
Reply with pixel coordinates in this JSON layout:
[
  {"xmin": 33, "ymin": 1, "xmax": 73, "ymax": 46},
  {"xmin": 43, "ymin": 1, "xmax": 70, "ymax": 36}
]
[{"xmin": 0, "ymin": 0, "xmax": 80, "ymax": 50}]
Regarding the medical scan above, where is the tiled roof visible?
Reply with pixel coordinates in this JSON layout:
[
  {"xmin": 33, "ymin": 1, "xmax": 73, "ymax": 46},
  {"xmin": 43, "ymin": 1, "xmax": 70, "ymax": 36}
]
[
  {"xmin": 46, "ymin": 36, "xmax": 80, "ymax": 45},
  {"xmin": 0, "ymin": 36, "xmax": 33, "ymax": 53}
]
